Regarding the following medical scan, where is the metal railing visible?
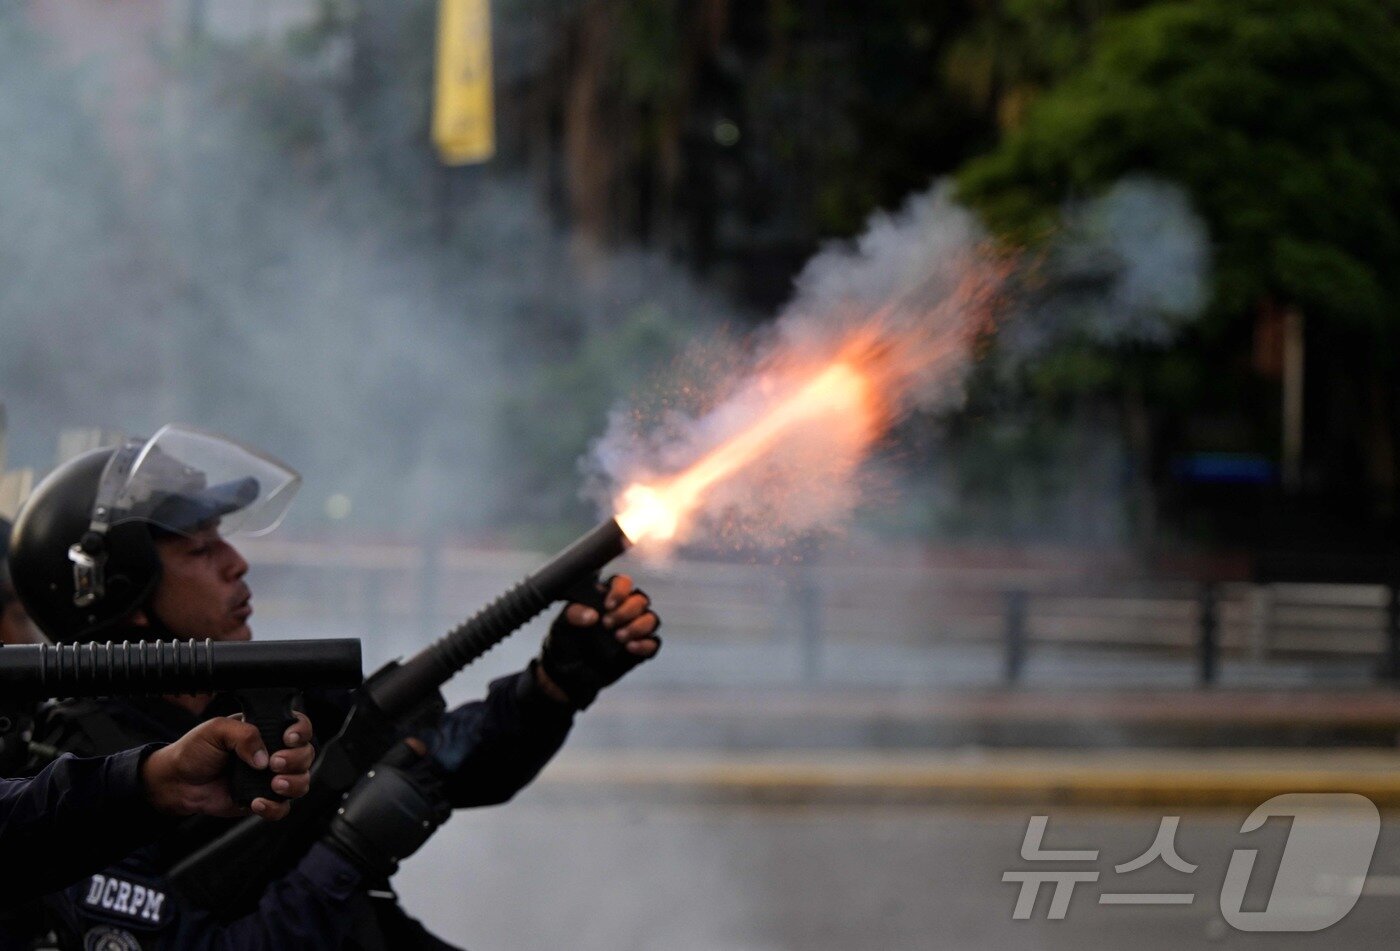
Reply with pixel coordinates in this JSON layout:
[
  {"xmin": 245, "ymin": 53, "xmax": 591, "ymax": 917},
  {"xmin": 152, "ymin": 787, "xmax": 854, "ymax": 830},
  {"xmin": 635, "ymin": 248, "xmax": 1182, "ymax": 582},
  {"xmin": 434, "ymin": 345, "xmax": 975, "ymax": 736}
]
[{"xmin": 237, "ymin": 538, "xmax": 1400, "ymax": 688}]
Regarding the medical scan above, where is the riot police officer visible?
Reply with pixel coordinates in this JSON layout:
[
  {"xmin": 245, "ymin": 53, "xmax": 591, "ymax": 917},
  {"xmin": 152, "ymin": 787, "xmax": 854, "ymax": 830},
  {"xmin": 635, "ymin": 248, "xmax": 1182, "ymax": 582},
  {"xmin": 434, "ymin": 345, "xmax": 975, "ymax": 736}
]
[{"xmin": 9, "ymin": 424, "xmax": 661, "ymax": 949}]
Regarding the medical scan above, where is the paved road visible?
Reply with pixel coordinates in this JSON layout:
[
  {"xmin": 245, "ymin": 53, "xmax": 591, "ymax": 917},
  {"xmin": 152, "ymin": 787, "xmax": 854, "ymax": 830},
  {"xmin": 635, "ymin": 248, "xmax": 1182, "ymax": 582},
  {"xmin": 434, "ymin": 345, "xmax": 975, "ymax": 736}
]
[{"xmin": 392, "ymin": 793, "xmax": 1400, "ymax": 950}]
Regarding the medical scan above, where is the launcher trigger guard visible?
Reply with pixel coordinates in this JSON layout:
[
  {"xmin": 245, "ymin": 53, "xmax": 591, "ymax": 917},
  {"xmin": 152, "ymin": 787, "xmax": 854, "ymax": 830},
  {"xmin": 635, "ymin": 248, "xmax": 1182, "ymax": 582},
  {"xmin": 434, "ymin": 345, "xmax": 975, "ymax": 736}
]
[{"xmin": 558, "ymin": 573, "xmax": 609, "ymax": 611}]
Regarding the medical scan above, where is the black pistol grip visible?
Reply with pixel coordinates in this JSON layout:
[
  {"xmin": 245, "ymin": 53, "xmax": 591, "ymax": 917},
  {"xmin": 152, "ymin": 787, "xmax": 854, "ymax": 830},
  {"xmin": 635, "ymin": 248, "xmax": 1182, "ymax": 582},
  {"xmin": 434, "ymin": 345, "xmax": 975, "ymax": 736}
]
[{"xmin": 227, "ymin": 688, "xmax": 299, "ymax": 808}]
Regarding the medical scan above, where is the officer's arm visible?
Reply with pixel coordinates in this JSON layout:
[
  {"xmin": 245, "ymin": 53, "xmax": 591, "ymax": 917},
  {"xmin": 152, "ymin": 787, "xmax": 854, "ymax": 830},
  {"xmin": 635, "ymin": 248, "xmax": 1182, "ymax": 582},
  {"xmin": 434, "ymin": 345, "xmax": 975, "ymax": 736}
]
[
  {"xmin": 0, "ymin": 746, "xmax": 169, "ymax": 899},
  {"xmin": 422, "ymin": 668, "xmax": 575, "ymax": 807},
  {"xmin": 0, "ymin": 718, "xmax": 315, "ymax": 902}
]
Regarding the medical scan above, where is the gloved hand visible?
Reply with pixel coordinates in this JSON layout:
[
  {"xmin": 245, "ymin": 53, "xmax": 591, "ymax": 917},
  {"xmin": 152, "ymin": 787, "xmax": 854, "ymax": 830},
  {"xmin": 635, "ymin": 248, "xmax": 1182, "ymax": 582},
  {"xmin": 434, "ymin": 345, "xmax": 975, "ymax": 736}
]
[
  {"xmin": 323, "ymin": 761, "xmax": 450, "ymax": 878},
  {"xmin": 538, "ymin": 574, "xmax": 661, "ymax": 710}
]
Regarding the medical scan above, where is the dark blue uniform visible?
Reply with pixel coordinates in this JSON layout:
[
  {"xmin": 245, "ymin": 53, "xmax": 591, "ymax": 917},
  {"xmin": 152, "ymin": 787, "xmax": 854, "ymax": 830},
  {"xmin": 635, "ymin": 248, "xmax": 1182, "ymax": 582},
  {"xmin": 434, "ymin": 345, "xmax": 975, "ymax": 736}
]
[
  {"xmin": 0, "ymin": 746, "xmax": 167, "ymax": 898},
  {"xmin": 25, "ymin": 669, "xmax": 574, "ymax": 950}
]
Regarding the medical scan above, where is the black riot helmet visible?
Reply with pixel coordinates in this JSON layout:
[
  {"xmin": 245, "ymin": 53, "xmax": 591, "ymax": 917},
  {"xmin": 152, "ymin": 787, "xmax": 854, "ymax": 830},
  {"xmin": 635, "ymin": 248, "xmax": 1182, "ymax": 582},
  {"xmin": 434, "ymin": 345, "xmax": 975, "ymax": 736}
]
[{"xmin": 9, "ymin": 425, "xmax": 301, "ymax": 641}]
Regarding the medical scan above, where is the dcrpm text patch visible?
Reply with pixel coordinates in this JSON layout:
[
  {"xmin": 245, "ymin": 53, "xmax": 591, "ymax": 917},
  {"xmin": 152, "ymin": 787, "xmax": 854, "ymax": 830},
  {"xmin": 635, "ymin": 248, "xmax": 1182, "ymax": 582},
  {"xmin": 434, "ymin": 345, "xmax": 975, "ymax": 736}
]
[{"xmin": 79, "ymin": 872, "xmax": 168, "ymax": 929}]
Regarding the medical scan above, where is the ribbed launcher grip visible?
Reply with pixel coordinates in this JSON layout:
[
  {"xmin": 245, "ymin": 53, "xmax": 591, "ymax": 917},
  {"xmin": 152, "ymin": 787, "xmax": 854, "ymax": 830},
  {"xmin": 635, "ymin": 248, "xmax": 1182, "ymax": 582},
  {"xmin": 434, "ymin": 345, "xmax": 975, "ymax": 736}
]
[
  {"xmin": 363, "ymin": 519, "xmax": 629, "ymax": 718},
  {"xmin": 431, "ymin": 518, "xmax": 629, "ymax": 674},
  {"xmin": 0, "ymin": 638, "xmax": 363, "ymax": 701},
  {"xmin": 435, "ymin": 579, "xmax": 551, "ymax": 671}
]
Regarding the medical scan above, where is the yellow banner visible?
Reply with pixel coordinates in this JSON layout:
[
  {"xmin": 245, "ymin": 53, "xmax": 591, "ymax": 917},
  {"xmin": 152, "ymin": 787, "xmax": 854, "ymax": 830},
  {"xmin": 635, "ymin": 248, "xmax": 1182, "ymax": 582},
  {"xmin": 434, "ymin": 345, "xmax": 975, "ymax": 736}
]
[{"xmin": 432, "ymin": 0, "xmax": 495, "ymax": 165}]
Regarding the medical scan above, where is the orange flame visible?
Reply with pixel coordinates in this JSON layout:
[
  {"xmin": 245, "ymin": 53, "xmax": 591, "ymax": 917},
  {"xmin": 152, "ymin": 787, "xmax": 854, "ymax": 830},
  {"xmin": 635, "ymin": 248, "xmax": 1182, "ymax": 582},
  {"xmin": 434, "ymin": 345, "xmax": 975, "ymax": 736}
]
[
  {"xmin": 612, "ymin": 257, "xmax": 1005, "ymax": 547},
  {"xmin": 615, "ymin": 359, "xmax": 880, "ymax": 543}
]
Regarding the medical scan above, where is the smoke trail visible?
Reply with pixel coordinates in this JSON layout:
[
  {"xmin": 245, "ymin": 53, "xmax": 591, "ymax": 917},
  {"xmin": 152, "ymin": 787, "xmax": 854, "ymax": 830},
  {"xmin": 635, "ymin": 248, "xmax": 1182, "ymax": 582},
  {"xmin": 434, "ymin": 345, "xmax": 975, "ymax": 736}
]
[
  {"xmin": 586, "ymin": 184, "xmax": 1005, "ymax": 550},
  {"xmin": 586, "ymin": 177, "xmax": 1211, "ymax": 551}
]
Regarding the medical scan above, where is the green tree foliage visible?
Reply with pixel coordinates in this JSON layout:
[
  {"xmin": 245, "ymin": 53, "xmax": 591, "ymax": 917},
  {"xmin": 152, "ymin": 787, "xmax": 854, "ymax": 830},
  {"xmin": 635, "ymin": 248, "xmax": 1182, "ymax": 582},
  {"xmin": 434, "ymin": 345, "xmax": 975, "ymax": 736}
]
[
  {"xmin": 957, "ymin": 0, "xmax": 1400, "ymax": 529},
  {"xmin": 503, "ymin": 0, "xmax": 1002, "ymax": 305},
  {"xmin": 959, "ymin": 0, "xmax": 1400, "ymax": 336},
  {"xmin": 944, "ymin": 0, "xmax": 1152, "ymax": 129}
]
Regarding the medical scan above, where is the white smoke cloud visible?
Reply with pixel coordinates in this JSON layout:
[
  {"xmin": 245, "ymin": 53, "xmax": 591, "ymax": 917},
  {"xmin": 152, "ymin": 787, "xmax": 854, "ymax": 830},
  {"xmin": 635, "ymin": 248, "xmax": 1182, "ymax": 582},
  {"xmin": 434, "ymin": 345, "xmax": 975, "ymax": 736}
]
[
  {"xmin": 998, "ymin": 176, "xmax": 1211, "ymax": 359},
  {"xmin": 775, "ymin": 182, "xmax": 991, "ymax": 410},
  {"xmin": 0, "ymin": 6, "xmax": 727, "ymax": 538},
  {"xmin": 586, "ymin": 184, "xmax": 1002, "ymax": 551},
  {"xmin": 586, "ymin": 177, "xmax": 1212, "ymax": 551}
]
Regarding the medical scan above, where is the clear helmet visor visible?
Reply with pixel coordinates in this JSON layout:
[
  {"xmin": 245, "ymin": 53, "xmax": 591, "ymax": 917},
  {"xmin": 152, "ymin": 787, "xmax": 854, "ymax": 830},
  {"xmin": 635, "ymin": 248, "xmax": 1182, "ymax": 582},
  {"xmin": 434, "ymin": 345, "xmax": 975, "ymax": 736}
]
[{"xmin": 94, "ymin": 424, "xmax": 301, "ymax": 538}]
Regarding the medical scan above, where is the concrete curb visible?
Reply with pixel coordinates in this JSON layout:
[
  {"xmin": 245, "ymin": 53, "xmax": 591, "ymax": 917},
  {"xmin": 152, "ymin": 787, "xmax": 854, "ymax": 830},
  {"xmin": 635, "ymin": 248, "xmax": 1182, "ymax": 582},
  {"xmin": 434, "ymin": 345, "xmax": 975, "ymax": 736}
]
[{"xmin": 537, "ymin": 749, "xmax": 1400, "ymax": 806}]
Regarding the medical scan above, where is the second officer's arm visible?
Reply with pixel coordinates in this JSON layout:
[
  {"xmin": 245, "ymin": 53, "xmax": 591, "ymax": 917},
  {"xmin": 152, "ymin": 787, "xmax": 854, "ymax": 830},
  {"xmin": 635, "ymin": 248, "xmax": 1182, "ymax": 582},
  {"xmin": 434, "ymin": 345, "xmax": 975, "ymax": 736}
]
[{"xmin": 0, "ymin": 715, "xmax": 313, "ymax": 900}]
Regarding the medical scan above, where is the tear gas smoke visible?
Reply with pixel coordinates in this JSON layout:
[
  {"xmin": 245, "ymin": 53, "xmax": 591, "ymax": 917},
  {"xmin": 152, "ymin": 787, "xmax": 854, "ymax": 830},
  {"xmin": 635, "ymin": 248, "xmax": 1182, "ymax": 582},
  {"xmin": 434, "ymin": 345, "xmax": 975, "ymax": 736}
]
[
  {"xmin": 589, "ymin": 178, "xmax": 1210, "ymax": 552},
  {"xmin": 589, "ymin": 185, "xmax": 1006, "ymax": 551},
  {"xmin": 0, "ymin": 6, "xmax": 728, "ymax": 537},
  {"xmin": 995, "ymin": 176, "xmax": 1211, "ymax": 361}
]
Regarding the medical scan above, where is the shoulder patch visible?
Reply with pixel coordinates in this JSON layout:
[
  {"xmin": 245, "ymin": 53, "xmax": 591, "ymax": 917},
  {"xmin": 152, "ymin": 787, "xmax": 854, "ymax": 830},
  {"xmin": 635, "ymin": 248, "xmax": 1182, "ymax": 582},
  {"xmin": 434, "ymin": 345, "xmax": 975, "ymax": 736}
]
[
  {"xmin": 83, "ymin": 925, "xmax": 143, "ymax": 951},
  {"xmin": 78, "ymin": 873, "xmax": 169, "ymax": 930}
]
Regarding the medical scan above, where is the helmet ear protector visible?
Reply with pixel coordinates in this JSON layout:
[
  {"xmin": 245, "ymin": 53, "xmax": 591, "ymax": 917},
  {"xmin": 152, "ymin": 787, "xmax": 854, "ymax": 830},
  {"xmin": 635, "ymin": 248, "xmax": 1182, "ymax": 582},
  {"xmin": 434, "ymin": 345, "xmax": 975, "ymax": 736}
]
[
  {"xmin": 10, "ymin": 448, "xmax": 163, "ymax": 641},
  {"xmin": 68, "ymin": 438, "xmax": 145, "ymax": 609}
]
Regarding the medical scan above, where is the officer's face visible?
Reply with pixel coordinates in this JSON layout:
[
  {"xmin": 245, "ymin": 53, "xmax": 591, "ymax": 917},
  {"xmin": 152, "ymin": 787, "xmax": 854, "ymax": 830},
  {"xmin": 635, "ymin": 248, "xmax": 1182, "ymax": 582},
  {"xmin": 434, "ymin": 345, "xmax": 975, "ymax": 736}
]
[{"xmin": 141, "ymin": 523, "xmax": 254, "ymax": 641}]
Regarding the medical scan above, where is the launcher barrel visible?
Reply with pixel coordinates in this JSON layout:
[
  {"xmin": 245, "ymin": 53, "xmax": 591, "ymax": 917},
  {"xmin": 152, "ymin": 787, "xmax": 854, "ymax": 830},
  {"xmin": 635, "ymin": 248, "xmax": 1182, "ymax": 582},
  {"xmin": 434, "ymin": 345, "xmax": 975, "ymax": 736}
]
[{"xmin": 0, "ymin": 637, "xmax": 363, "ymax": 700}]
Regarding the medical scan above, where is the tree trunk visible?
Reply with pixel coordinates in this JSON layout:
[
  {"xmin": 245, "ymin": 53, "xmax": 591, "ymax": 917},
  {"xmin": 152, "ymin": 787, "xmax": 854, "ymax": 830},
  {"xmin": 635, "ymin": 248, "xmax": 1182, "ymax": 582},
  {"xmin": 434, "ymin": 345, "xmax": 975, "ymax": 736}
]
[
  {"xmin": 1368, "ymin": 375, "xmax": 1397, "ymax": 518},
  {"xmin": 563, "ymin": 0, "xmax": 620, "ymax": 264}
]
